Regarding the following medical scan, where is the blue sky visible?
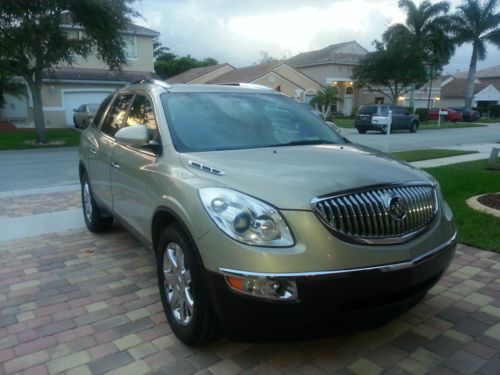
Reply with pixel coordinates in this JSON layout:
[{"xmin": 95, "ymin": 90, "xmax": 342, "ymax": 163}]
[{"xmin": 135, "ymin": 0, "xmax": 500, "ymax": 75}]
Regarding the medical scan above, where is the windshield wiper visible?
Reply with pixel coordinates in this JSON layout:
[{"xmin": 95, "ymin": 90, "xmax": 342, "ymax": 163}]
[{"xmin": 267, "ymin": 140, "xmax": 336, "ymax": 147}]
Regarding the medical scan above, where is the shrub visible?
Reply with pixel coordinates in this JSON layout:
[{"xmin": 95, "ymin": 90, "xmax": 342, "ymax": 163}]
[
  {"xmin": 415, "ymin": 108, "xmax": 428, "ymax": 121},
  {"xmin": 405, "ymin": 106, "xmax": 415, "ymax": 114},
  {"xmin": 489, "ymin": 105, "xmax": 500, "ymax": 118}
]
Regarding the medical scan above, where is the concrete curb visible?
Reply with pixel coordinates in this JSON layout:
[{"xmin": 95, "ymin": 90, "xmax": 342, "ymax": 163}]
[{"xmin": 466, "ymin": 194, "xmax": 500, "ymax": 218}]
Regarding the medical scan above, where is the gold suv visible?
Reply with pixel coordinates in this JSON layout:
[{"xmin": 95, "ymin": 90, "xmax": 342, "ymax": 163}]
[{"xmin": 79, "ymin": 80, "xmax": 456, "ymax": 345}]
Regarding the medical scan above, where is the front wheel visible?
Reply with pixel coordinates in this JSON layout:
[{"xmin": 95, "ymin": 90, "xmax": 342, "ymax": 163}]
[
  {"xmin": 156, "ymin": 225, "xmax": 217, "ymax": 346},
  {"xmin": 81, "ymin": 173, "xmax": 113, "ymax": 232},
  {"xmin": 409, "ymin": 122, "xmax": 418, "ymax": 133}
]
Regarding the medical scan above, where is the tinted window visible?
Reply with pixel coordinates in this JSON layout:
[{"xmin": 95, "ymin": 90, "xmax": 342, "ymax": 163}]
[
  {"xmin": 88, "ymin": 104, "xmax": 99, "ymax": 113},
  {"xmin": 358, "ymin": 105, "xmax": 377, "ymax": 115},
  {"xmin": 100, "ymin": 94, "xmax": 134, "ymax": 137},
  {"xmin": 91, "ymin": 95, "xmax": 113, "ymax": 128},
  {"xmin": 161, "ymin": 92, "xmax": 344, "ymax": 152},
  {"xmin": 392, "ymin": 106, "xmax": 404, "ymax": 115},
  {"xmin": 126, "ymin": 94, "xmax": 160, "ymax": 143}
]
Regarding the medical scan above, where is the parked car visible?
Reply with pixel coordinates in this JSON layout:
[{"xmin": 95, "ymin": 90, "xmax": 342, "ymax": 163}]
[
  {"xmin": 450, "ymin": 107, "xmax": 480, "ymax": 122},
  {"xmin": 428, "ymin": 108, "xmax": 463, "ymax": 122},
  {"xmin": 73, "ymin": 103, "xmax": 100, "ymax": 129},
  {"xmin": 354, "ymin": 104, "xmax": 419, "ymax": 134},
  {"xmin": 79, "ymin": 81, "xmax": 456, "ymax": 345},
  {"xmin": 301, "ymin": 102, "xmax": 324, "ymax": 118}
]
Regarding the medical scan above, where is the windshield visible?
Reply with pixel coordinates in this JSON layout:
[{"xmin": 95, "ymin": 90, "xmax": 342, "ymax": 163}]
[{"xmin": 161, "ymin": 92, "xmax": 344, "ymax": 152}]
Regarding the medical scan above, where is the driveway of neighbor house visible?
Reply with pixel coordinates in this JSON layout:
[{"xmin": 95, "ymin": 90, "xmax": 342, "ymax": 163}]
[{"xmin": 1, "ymin": 183, "xmax": 500, "ymax": 374}]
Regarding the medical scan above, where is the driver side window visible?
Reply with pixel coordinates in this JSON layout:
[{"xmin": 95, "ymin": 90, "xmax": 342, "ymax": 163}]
[{"xmin": 126, "ymin": 94, "xmax": 160, "ymax": 143}]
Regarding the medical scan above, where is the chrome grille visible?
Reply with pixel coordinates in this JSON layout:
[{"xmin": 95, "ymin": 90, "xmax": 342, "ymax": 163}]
[{"xmin": 311, "ymin": 183, "xmax": 438, "ymax": 244}]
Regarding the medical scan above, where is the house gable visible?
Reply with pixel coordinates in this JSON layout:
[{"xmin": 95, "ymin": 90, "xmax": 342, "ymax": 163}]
[{"xmin": 474, "ymin": 84, "xmax": 500, "ymax": 102}]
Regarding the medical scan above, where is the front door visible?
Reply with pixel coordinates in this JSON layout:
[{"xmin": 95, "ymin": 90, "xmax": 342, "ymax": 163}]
[
  {"xmin": 91, "ymin": 93, "xmax": 134, "ymax": 208},
  {"xmin": 111, "ymin": 93, "xmax": 161, "ymax": 235}
]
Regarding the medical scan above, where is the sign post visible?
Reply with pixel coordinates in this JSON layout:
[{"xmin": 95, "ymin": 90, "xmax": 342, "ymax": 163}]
[{"xmin": 385, "ymin": 110, "xmax": 393, "ymax": 153}]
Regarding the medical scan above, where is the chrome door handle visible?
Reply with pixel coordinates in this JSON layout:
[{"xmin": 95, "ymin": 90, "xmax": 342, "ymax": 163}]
[
  {"xmin": 89, "ymin": 148, "xmax": 97, "ymax": 155},
  {"xmin": 111, "ymin": 161, "xmax": 120, "ymax": 170}
]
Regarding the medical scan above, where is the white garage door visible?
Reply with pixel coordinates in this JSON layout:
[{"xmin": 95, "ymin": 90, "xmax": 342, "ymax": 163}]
[{"xmin": 63, "ymin": 91, "xmax": 112, "ymax": 126}]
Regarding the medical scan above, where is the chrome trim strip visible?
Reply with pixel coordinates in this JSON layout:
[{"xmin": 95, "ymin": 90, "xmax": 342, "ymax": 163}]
[
  {"xmin": 218, "ymin": 232, "xmax": 456, "ymax": 279},
  {"xmin": 188, "ymin": 160, "xmax": 226, "ymax": 176}
]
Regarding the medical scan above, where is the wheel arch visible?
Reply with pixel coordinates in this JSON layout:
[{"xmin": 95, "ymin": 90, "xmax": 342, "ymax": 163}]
[{"xmin": 152, "ymin": 207, "xmax": 196, "ymax": 257}]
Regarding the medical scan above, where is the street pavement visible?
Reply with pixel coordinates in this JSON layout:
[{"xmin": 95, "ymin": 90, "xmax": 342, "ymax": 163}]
[{"xmin": 1, "ymin": 190, "xmax": 500, "ymax": 374}]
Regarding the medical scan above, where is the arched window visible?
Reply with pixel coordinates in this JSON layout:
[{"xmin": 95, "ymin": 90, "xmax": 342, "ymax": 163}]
[{"xmin": 345, "ymin": 86, "xmax": 354, "ymax": 95}]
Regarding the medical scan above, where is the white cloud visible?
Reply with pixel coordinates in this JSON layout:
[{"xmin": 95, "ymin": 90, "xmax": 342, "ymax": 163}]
[{"xmin": 136, "ymin": 0, "xmax": 500, "ymax": 71}]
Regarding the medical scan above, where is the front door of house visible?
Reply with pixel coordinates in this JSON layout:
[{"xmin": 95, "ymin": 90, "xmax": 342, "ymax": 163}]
[{"xmin": 343, "ymin": 96, "xmax": 353, "ymax": 116}]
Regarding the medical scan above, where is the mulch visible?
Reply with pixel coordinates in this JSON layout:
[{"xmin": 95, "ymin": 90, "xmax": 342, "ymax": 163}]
[
  {"xmin": 0, "ymin": 120, "xmax": 30, "ymax": 131},
  {"xmin": 478, "ymin": 193, "xmax": 500, "ymax": 210}
]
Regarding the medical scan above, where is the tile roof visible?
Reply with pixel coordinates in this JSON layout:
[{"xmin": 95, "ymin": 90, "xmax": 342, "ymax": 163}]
[
  {"xmin": 166, "ymin": 64, "xmax": 233, "ymax": 84},
  {"xmin": 42, "ymin": 68, "xmax": 159, "ymax": 82},
  {"xmin": 208, "ymin": 62, "xmax": 282, "ymax": 84},
  {"xmin": 441, "ymin": 77, "xmax": 500, "ymax": 98},
  {"xmin": 286, "ymin": 41, "xmax": 368, "ymax": 68},
  {"xmin": 449, "ymin": 65, "xmax": 500, "ymax": 79}
]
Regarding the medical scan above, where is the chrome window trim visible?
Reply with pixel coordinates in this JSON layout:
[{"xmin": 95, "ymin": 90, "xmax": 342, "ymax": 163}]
[{"xmin": 218, "ymin": 231, "xmax": 456, "ymax": 280}]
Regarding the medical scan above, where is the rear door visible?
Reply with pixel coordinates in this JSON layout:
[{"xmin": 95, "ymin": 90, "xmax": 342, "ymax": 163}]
[{"xmin": 111, "ymin": 93, "xmax": 161, "ymax": 236}]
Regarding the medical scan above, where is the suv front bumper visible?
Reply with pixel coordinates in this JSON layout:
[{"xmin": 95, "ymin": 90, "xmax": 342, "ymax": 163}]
[{"xmin": 205, "ymin": 233, "xmax": 456, "ymax": 338}]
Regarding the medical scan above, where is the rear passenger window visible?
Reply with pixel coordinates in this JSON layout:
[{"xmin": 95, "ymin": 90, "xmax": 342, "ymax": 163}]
[
  {"xmin": 92, "ymin": 95, "xmax": 113, "ymax": 129},
  {"xmin": 358, "ymin": 106, "xmax": 377, "ymax": 115},
  {"xmin": 100, "ymin": 94, "xmax": 134, "ymax": 137}
]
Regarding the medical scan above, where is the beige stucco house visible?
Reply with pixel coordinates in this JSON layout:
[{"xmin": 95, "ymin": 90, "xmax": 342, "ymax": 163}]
[
  {"xmin": 440, "ymin": 66, "xmax": 500, "ymax": 109},
  {"xmin": 166, "ymin": 62, "xmax": 324, "ymax": 101},
  {"xmin": 1, "ymin": 24, "xmax": 159, "ymax": 127}
]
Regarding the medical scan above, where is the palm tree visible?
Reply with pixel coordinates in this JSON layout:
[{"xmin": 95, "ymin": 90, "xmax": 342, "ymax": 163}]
[
  {"xmin": 309, "ymin": 87, "xmax": 341, "ymax": 117},
  {"xmin": 450, "ymin": 0, "xmax": 500, "ymax": 107},
  {"xmin": 384, "ymin": 0, "xmax": 454, "ymax": 112}
]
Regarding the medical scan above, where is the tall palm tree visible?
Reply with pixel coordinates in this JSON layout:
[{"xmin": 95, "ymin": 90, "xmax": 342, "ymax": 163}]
[
  {"xmin": 451, "ymin": 0, "xmax": 500, "ymax": 107},
  {"xmin": 385, "ymin": 0, "xmax": 454, "ymax": 112}
]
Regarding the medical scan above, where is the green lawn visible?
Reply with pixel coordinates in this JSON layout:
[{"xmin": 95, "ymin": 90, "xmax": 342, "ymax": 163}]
[
  {"xmin": 332, "ymin": 118, "xmax": 355, "ymax": 128},
  {"xmin": 476, "ymin": 118, "xmax": 500, "ymax": 124},
  {"xmin": 391, "ymin": 149, "xmax": 478, "ymax": 162},
  {"xmin": 0, "ymin": 129, "xmax": 81, "ymax": 151},
  {"xmin": 424, "ymin": 160, "xmax": 500, "ymax": 252}
]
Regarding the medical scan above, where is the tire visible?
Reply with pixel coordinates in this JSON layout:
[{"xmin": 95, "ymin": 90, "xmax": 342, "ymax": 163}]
[
  {"xmin": 380, "ymin": 125, "xmax": 388, "ymax": 134},
  {"xmin": 409, "ymin": 121, "xmax": 418, "ymax": 133},
  {"xmin": 81, "ymin": 172, "xmax": 113, "ymax": 233},
  {"xmin": 156, "ymin": 224, "xmax": 217, "ymax": 346},
  {"xmin": 357, "ymin": 128, "xmax": 367, "ymax": 134}
]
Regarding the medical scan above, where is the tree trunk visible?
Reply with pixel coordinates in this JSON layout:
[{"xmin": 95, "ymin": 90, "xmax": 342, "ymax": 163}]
[
  {"xmin": 426, "ymin": 66, "xmax": 434, "ymax": 122},
  {"xmin": 465, "ymin": 43, "xmax": 478, "ymax": 108},
  {"xmin": 25, "ymin": 75, "xmax": 47, "ymax": 144}
]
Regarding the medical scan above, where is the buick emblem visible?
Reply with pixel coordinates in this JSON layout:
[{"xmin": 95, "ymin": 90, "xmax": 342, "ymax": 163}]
[{"xmin": 386, "ymin": 196, "xmax": 407, "ymax": 221}]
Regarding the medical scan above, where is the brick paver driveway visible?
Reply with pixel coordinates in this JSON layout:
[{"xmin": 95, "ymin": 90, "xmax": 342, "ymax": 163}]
[{"xmin": 1, "ymin": 191, "xmax": 500, "ymax": 374}]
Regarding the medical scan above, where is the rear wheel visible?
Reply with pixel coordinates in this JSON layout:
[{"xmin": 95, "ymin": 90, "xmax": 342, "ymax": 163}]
[
  {"xmin": 156, "ymin": 225, "xmax": 217, "ymax": 346},
  {"xmin": 81, "ymin": 172, "xmax": 113, "ymax": 233},
  {"xmin": 380, "ymin": 125, "xmax": 388, "ymax": 134},
  {"xmin": 410, "ymin": 121, "xmax": 418, "ymax": 133},
  {"xmin": 357, "ymin": 128, "xmax": 367, "ymax": 134}
]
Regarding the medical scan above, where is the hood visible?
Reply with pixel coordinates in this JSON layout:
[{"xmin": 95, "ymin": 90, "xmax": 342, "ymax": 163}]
[{"xmin": 180, "ymin": 144, "xmax": 432, "ymax": 210}]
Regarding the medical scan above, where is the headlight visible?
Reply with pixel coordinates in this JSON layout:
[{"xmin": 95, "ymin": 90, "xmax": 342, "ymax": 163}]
[{"xmin": 199, "ymin": 188, "xmax": 294, "ymax": 247}]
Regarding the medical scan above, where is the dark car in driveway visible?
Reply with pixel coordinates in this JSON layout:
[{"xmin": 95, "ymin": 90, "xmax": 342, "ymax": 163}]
[
  {"xmin": 450, "ymin": 107, "xmax": 480, "ymax": 122},
  {"xmin": 354, "ymin": 105, "xmax": 419, "ymax": 134}
]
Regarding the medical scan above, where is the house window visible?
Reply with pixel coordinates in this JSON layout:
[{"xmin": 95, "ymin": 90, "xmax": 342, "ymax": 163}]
[
  {"xmin": 345, "ymin": 86, "xmax": 354, "ymax": 95},
  {"xmin": 375, "ymin": 97, "xmax": 384, "ymax": 104},
  {"xmin": 123, "ymin": 36, "xmax": 137, "ymax": 59}
]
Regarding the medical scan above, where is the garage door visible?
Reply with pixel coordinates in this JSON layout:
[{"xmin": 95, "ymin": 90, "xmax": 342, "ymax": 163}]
[{"xmin": 63, "ymin": 91, "xmax": 112, "ymax": 126}]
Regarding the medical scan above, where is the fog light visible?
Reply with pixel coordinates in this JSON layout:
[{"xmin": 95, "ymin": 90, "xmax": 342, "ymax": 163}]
[{"xmin": 224, "ymin": 275, "xmax": 298, "ymax": 301}]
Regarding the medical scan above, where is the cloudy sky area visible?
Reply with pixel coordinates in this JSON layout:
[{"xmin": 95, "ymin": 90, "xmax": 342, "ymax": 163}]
[{"xmin": 135, "ymin": 0, "xmax": 500, "ymax": 75}]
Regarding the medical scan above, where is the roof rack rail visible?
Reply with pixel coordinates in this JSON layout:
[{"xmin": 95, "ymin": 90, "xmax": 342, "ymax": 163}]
[
  {"xmin": 218, "ymin": 83, "xmax": 274, "ymax": 91},
  {"xmin": 129, "ymin": 79, "xmax": 171, "ymax": 89}
]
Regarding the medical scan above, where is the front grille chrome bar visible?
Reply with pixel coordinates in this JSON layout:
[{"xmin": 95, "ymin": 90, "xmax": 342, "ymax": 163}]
[{"xmin": 311, "ymin": 182, "xmax": 439, "ymax": 245}]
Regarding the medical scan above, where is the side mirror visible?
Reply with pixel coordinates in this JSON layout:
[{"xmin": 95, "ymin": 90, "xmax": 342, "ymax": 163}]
[
  {"xmin": 73, "ymin": 108, "xmax": 78, "ymax": 112},
  {"xmin": 115, "ymin": 125, "xmax": 149, "ymax": 147},
  {"xmin": 405, "ymin": 111, "xmax": 410, "ymax": 115}
]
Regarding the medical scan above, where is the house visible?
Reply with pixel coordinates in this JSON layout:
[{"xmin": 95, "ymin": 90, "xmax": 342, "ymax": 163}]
[
  {"xmin": 286, "ymin": 40, "xmax": 440, "ymax": 113},
  {"xmin": 166, "ymin": 62, "xmax": 324, "ymax": 101},
  {"xmin": 440, "ymin": 66, "xmax": 500, "ymax": 109},
  {"xmin": 0, "ymin": 24, "xmax": 159, "ymax": 127},
  {"xmin": 166, "ymin": 63, "xmax": 235, "ymax": 84}
]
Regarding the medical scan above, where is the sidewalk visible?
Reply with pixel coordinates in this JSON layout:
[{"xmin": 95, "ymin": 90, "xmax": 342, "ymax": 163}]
[{"xmin": 411, "ymin": 142, "xmax": 498, "ymax": 168}]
